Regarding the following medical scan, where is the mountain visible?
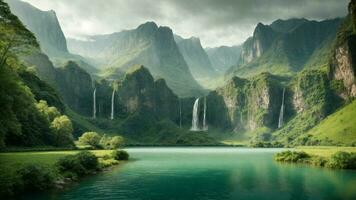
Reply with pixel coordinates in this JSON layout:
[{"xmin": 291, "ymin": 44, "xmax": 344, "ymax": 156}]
[
  {"xmin": 5, "ymin": 0, "xmax": 68, "ymax": 57},
  {"xmin": 174, "ymin": 35, "xmax": 216, "ymax": 83},
  {"xmin": 229, "ymin": 18, "xmax": 343, "ymax": 77},
  {"xmin": 6, "ymin": 0, "xmax": 99, "ymax": 75},
  {"xmin": 68, "ymin": 22, "xmax": 204, "ymax": 97},
  {"xmin": 0, "ymin": 0, "xmax": 70, "ymax": 148},
  {"xmin": 206, "ymin": 45, "xmax": 242, "ymax": 74}
]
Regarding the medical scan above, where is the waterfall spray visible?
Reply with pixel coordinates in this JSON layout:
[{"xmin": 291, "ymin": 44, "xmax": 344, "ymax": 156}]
[
  {"xmin": 190, "ymin": 98, "xmax": 200, "ymax": 131},
  {"xmin": 278, "ymin": 88, "xmax": 285, "ymax": 128},
  {"xmin": 93, "ymin": 88, "xmax": 97, "ymax": 119},
  {"xmin": 110, "ymin": 89, "xmax": 115, "ymax": 120}
]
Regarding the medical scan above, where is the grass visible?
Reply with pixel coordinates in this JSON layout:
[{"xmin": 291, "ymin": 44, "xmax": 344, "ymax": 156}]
[
  {"xmin": 297, "ymin": 146, "xmax": 356, "ymax": 157},
  {"xmin": 276, "ymin": 146, "xmax": 356, "ymax": 169},
  {"xmin": 0, "ymin": 150, "xmax": 114, "ymax": 175},
  {"xmin": 305, "ymin": 100, "xmax": 356, "ymax": 146}
]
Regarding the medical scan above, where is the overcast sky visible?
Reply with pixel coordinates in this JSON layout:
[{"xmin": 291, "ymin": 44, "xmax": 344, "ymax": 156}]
[{"xmin": 22, "ymin": 0, "xmax": 349, "ymax": 48}]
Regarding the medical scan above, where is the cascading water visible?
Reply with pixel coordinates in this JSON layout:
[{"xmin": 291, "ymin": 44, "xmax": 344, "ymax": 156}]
[
  {"xmin": 110, "ymin": 89, "xmax": 115, "ymax": 120},
  {"xmin": 179, "ymin": 99, "xmax": 182, "ymax": 128},
  {"xmin": 190, "ymin": 98, "xmax": 200, "ymax": 131},
  {"xmin": 278, "ymin": 88, "xmax": 285, "ymax": 128},
  {"xmin": 93, "ymin": 88, "xmax": 97, "ymax": 119},
  {"xmin": 203, "ymin": 97, "xmax": 208, "ymax": 131}
]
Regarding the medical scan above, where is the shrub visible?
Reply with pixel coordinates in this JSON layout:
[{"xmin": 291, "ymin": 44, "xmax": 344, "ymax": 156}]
[
  {"xmin": 56, "ymin": 151, "xmax": 98, "ymax": 176},
  {"xmin": 327, "ymin": 151, "xmax": 356, "ymax": 169},
  {"xmin": 109, "ymin": 136, "xmax": 124, "ymax": 149},
  {"xmin": 76, "ymin": 151, "xmax": 98, "ymax": 171},
  {"xmin": 57, "ymin": 155, "xmax": 85, "ymax": 176},
  {"xmin": 78, "ymin": 132, "xmax": 101, "ymax": 148},
  {"xmin": 111, "ymin": 150, "xmax": 129, "ymax": 161},
  {"xmin": 16, "ymin": 164, "xmax": 54, "ymax": 191},
  {"xmin": 275, "ymin": 151, "xmax": 310, "ymax": 162},
  {"xmin": 99, "ymin": 135, "xmax": 125, "ymax": 149}
]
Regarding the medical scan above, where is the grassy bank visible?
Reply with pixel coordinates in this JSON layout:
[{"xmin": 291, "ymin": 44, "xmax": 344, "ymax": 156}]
[
  {"xmin": 275, "ymin": 146, "xmax": 356, "ymax": 169},
  {"xmin": 0, "ymin": 149, "xmax": 129, "ymax": 197}
]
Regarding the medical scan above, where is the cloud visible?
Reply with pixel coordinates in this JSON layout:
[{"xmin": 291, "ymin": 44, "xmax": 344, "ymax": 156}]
[{"xmin": 22, "ymin": 0, "xmax": 349, "ymax": 47}]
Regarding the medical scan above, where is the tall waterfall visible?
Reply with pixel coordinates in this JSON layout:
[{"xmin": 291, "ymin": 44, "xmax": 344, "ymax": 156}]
[
  {"xmin": 278, "ymin": 88, "xmax": 285, "ymax": 128},
  {"xmin": 179, "ymin": 99, "xmax": 182, "ymax": 128},
  {"xmin": 190, "ymin": 98, "xmax": 200, "ymax": 131},
  {"xmin": 93, "ymin": 88, "xmax": 97, "ymax": 119},
  {"xmin": 203, "ymin": 97, "xmax": 208, "ymax": 131},
  {"xmin": 110, "ymin": 89, "xmax": 115, "ymax": 120}
]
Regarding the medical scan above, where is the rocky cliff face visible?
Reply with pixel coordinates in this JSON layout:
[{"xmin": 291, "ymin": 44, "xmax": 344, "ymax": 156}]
[
  {"xmin": 206, "ymin": 45, "xmax": 242, "ymax": 74},
  {"xmin": 329, "ymin": 36, "xmax": 356, "ymax": 98},
  {"xmin": 239, "ymin": 23, "xmax": 277, "ymax": 64},
  {"xmin": 232, "ymin": 18, "xmax": 342, "ymax": 78},
  {"xmin": 174, "ymin": 35, "xmax": 216, "ymax": 82},
  {"xmin": 68, "ymin": 22, "xmax": 204, "ymax": 97},
  {"xmin": 6, "ymin": 0, "xmax": 68, "ymax": 56},
  {"xmin": 116, "ymin": 65, "xmax": 179, "ymax": 121},
  {"xmin": 56, "ymin": 61, "xmax": 94, "ymax": 116},
  {"xmin": 206, "ymin": 73, "xmax": 283, "ymax": 133},
  {"xmin": 329, "ymin": 3, "xmax": 356, "ymax": 99}
]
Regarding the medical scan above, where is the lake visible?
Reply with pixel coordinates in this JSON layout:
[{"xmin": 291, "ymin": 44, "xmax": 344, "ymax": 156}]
[{"xmin": 30, "ymin": 147, "xmax": 356, "ymax": 200}]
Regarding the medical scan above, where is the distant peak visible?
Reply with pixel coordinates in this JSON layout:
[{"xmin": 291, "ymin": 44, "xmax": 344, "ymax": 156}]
[{"xmin": 137, "ymin": 21, "xmax": 158, "ymax": 30}]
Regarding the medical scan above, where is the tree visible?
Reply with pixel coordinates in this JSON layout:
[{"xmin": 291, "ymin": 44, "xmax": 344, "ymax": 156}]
[
  {"xmin": 78, "ymin": 132, "xmax": 101, "ymax": 148},
  {"xmin": 109, "ymin": 136, "xmax": 124, "ymax": 149},
  {"xmin": 36, "ymin": 100, "xmax": 60, "ymax": 122},
  {"xmin": 50, "ymin": 115, "xmax": 74, "ymax": 147}
]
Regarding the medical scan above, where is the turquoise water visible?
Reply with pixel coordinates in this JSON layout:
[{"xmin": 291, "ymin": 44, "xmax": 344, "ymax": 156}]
[{"xmin": 31, "ymin": 148, "xmax": 356, "ymax": 200}]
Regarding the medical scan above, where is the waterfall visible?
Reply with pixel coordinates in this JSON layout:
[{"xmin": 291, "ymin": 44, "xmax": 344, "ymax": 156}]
[
  {"xmin": 93, "ymin": 88, "xmax": 97, "ymax": 119},
  {"xmin": 110, "ymin": 89, "xmax": 115, "ymax": 120},
  {"xmin": 278, "ymin": 88, "xmax": 285, "ymax": 128},
  {"xmin": 203, "ymin": 97, "xmax": 208, "ymax": 131},
  {"xmin": 190, "ymin": 98, "xmax": 200, "ymax": 131},
  {"xmin": 179, "ymin": 99, "xmax": 182, "ymax": 128}
]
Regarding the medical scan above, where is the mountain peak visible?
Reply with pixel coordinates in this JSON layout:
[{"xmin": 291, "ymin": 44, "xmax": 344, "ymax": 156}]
[{"xmin": 137, "ymin": 21, "xmax": 158, "ymax": 31}]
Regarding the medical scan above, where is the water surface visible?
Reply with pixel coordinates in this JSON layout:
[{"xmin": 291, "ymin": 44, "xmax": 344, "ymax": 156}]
[{"xmin": 32, "ymin": 147, "xmax": 356, "ymax": 200}]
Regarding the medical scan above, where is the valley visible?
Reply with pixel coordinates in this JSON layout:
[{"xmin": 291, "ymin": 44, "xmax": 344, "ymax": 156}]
[{"xmin": 0, "ymin": 0, "xmax": 355, "ymax": 199}]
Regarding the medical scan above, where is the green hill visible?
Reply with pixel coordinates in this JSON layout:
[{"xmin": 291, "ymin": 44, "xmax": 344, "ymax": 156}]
[{"xmin": 305, "ymin": 100, "xmax": 356, "ymax": 146}]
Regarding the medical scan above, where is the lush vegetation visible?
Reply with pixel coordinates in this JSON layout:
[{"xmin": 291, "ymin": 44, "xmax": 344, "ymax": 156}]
[
  {"xmin": 275, "ymin": 148, "xmax": 356, "ymax": 169},
  {"xmin": 0, "ymin": 149, "xmax": 129, "ymax": 197}
]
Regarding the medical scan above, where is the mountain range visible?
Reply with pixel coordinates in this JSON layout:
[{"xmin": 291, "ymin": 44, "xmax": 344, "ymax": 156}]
[{"xmin": 1, "ymin": 0, "xmax": 355, "ymax": 148}]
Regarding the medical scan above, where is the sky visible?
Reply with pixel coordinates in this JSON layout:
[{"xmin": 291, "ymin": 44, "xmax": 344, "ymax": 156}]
[{"xmin": 22, "ymin": 0, "xmax": 349, "ymax": 48}]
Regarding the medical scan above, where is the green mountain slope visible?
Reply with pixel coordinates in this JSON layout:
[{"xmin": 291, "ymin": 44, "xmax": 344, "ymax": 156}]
[{"xmin": 305, "ymin": 100, "xmax": 356, "ymax": 146}]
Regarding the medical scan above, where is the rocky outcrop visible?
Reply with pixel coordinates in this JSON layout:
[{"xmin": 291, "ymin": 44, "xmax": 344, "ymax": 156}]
[
  {"xmin": 206, "ymin": 73, "xmax": 283, "ymax": 132},
  {"xmin": 6, "ymin": 0, "xmax": 68, "ymax": 56},
  {"xmin": 239, "ymin": 23, "xmax": 277, "ymax": 64},
  {"xmin": 329, "ymin": 36, "xmax": 356, "ymax": 98},
  {"xmin": 56, "ymin": 61, "xmax": 94, "ymax": 116},
  {"xmin": 117, "ymin": 65, "xmax": 179, "ymax": 121},
  {"xmin": 329, "ymin": 2, "xmax": 356, "ymax": 99}
]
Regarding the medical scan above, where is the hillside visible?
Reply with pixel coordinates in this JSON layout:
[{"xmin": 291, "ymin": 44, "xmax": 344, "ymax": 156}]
[
  {"xmin": 304, "ymin": 100, "xmax": 356, "ymax": 146},
  {"xmin": 5, "ymin": 0, "xmax": 68, "ymax": 56}
]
